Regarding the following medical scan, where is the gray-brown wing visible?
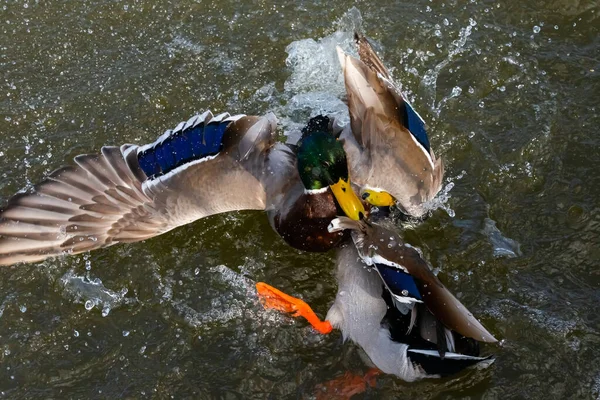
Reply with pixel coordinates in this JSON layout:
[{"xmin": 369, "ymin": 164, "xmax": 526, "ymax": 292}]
[
  {"xmin": 329, "ymin": 217, "xmax": 497, "ymax": 343},
  {"xmin": 0, "ymin": 111, "xmax": 276, "ymax": 266},
  {"xmin": 336, "ymin": 37, "xmax": 444, "ymax": 217},
  {"xmin": 358, "ymin": 108, "xmax": 444, "ymax": 217},
  {"xmin": 379, "ymin": 242, "xmax": 497, "ymax": 343}
]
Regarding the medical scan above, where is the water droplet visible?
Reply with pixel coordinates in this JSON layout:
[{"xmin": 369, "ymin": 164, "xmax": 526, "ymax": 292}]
[
  {"xmin": 101, "ymin": 306, "xmax": 110, "ymax": 317},
  {"xmin": 533, "ymin": 25, "xmax": 540, "ymax": 33},
  {"xmin": 84, "ymin": 300, "xmax": 94, "ymax": 311},
  {"xmin": 73, "ymin": 330, "xmax": 79, "ymax": 337},
  {"xmin": 122, "ymin": 330, "xmax": 130, "ymax": 337},
  {"xmin": 19, "ymin": 305, "xmax": 27, "ymax": 313}
]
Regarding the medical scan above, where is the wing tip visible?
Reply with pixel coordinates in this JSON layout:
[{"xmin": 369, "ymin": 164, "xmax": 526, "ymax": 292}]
[{"xmin": 336, "ymin": 46, "xmax": 347, "ymax": 69}]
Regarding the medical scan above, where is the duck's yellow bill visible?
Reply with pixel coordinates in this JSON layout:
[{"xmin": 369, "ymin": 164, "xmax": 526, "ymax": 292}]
[
  {"xmin": 361, "ymin": 189, "xmax": 395, "ymax": 207},
  {"xmin": 330, "ymin": 178, "xmax": 366, "ymax": 221}
]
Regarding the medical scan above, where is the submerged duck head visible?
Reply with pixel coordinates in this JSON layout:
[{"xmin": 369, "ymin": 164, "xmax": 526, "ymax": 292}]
[{"xmin": 297, "ymin": 116, "xmax": 366, "ymax": 221}]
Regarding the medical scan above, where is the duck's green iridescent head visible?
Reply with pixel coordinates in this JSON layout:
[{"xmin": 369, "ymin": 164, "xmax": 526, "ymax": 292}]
[
  {"xmin": 297, "ymin": 131, "xmax": 348, "ymax": 190},
  {"xmin": 296, "ymin": 116, "xmax": 365, "ymax": 220}
]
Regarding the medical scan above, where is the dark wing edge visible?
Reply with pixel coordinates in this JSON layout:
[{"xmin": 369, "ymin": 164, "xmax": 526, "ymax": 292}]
[{"xmin": 337, "ymin": 218, "xmax": 498, "ymax": 344}]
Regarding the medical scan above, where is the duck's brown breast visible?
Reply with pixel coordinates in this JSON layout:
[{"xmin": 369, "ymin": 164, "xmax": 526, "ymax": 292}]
[{"xmin": 274, "ymin": 190, "xmax": 348, "ymax": 252}]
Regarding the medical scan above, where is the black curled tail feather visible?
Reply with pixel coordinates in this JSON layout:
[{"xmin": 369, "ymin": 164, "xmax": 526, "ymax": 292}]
[{"xmin": 407, "ymin": 349, "xmax": 494, "ymax": 377}]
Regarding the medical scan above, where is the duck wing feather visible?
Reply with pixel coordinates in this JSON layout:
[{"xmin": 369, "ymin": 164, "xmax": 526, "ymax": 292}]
[{"xmin": 0, "ymin": 111, "xmax": 277, "ymax": 265}]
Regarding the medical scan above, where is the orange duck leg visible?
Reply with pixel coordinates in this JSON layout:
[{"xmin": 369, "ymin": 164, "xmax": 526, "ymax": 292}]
[
  {"xmin": 255, "ymin": 282, "xmax": 333, "ymax": 334},
  {"xmin": 315, "ymin": 368, "xmax": 382, "ymax": 400}
]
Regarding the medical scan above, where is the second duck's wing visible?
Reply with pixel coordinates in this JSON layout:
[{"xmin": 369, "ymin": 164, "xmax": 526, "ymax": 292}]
[
  {"xmin": 329, "ymin": 217, "xmax": 497, "ymax": 344},
  {"xmin": 0, "ymin": 111, "xmax": 277, "ymax": 266},
  {"xmin": 336, "ymin": 35, "xmax": 444, "ymax": 217},
  {"xmin": 327, "ymin": 240, "xmax": 492, "ymax": 381}
]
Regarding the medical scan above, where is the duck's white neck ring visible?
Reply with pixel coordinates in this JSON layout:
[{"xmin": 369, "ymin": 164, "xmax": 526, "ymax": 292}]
[{"xmin": 304, "ymin": 187, "xmax": 329, "ymax": 195}]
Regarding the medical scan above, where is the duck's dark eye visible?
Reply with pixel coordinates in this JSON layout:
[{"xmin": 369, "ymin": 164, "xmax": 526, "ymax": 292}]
[{"xmin": 361, "ymin": 192, "xmax": 370, "ymax": 200}]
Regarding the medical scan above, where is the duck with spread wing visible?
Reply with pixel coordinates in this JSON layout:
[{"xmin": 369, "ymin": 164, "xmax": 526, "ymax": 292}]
[{"xmin": 0, "ymin": 112, "xmax": 365, "ymax": 265}]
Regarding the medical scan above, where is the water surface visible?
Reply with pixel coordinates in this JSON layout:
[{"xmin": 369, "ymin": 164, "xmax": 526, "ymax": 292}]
[{"xmin": 1, "ymin": 1, "xmax": 599, "ymax": 399}]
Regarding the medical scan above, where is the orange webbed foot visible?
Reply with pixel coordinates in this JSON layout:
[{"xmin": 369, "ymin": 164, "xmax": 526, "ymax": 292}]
[
  {"xmin": 314, "ymin": 368, "xmax": 381, "ymax": 400},
  {"xmin": 256, "ymin": 282, "xmax": 333, "ymax": 334}
]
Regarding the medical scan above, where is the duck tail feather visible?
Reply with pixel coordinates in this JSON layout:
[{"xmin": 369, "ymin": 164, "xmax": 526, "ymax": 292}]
[{"xmin": 407, "ymin": 348, "xmax": 494, "ymax": 377}]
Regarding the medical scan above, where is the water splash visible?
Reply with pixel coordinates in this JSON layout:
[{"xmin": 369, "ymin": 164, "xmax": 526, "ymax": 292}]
[
  {"xmin": 421, "ymin": 18, "xmax": 477, "ymax": 114},
  {"xmin": 284, "ymin": 7, "xmax": 361, "ymax": 96},
  {"xmin": 167, "ymin": 35, "xmax": 205, "ymax": 57},
  {"xmin": 166, "ymin": 262, "xmax": 292, "ymax": 344},
  {"xmin": 482, "ymin": 218, "xmax": 522, "ymax": 258},
  {"xmin": 422, "ymin": 170, "xmax": 467, "ymax": 217},
  {"xmin": 435, "ymin": 86, "xmax": 463, "ymax": 115},
  {"xmin": 60, "ymin": 270, "xmax": 133, "ymax": 316},
  {"xmin": 276, "ymin": 8, "xmax": 363, "ymax": 134}
]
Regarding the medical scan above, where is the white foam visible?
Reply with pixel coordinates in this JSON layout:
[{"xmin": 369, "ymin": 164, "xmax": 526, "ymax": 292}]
[{"xmin": 275, "ymin": 8, "xmax": 364, "ymax": 134}]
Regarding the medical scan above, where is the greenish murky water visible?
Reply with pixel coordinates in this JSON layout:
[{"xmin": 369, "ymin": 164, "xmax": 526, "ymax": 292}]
[{"xmin": 1, "ymin": 1, "xmax": 599, "ymax": 398}]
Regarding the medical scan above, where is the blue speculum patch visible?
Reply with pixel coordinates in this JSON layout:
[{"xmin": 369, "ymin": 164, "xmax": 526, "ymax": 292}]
[
  {"xmin": 376, "ymin": 263, "xmax": 422, "ymax": 300},
  {"xmin": 404, "ymin": 101, "xmax": 431, "ymax": 154},
  {"xmin": 137, "ymin": 120, "xmax": 230, "ymax": 179}
]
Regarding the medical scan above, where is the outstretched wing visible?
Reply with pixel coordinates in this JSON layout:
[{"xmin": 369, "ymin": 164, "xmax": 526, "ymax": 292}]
[
  {"xmin": 336, "ymin": 34, "xmax": 444, "ymax": 217},
  {"xmin": 0, "ymin": 111, "xmax": 276, "ymax": 265},
  {"xmin": 330, "ymin": 217, "xmax": 497, "ymax": 344}
]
